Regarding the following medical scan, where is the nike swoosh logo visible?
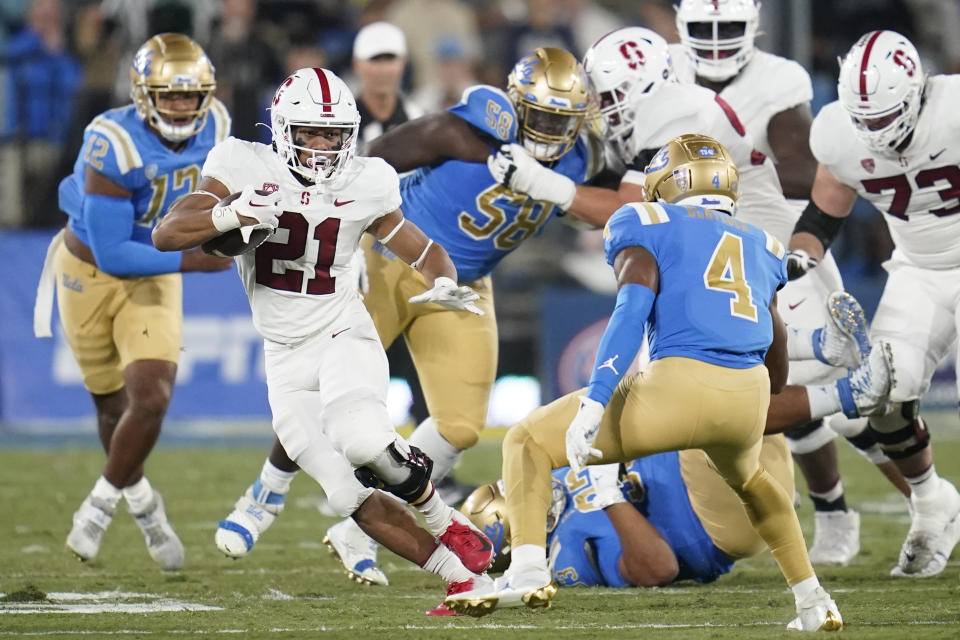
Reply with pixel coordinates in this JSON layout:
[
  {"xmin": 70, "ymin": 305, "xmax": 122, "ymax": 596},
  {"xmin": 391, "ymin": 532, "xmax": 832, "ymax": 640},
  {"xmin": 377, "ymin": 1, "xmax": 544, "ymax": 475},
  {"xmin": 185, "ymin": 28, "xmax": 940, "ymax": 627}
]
[
  {"xmin": 930, "ymin": 149, "xmax": 947, "ymax": 161},
  {"xmin": 474, "ymin": 534, "xmax": 492, "ymax": 553},
  {"xmin": 788, "ymin": 298, "xmax": 806, "ymax": 311},
  {"xmin": 331, "ymin": 328, "xmax": 350, "ymax": 338},
  {"xmin": 334, "ymin": 199, "xmax": 355, "ymax": 207},
  {"xmin": 248, "ymin": 201, "xmax": 270, "ymax": 207}
]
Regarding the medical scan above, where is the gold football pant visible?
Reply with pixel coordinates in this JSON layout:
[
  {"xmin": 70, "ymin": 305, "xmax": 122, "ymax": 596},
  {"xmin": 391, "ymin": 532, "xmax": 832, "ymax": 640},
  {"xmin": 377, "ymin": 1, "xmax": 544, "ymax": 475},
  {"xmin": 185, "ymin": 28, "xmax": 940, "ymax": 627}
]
[
  {"xmin": 503, "ymin": 357, "xmax": 814, "ymax": 587},
  {"xmin": 54, "ymin": 242, "xmax": 182, "ymax": 394},
  {"xmin": 360, "ymin": 235, "xmax": 497, "ymax": 450}
]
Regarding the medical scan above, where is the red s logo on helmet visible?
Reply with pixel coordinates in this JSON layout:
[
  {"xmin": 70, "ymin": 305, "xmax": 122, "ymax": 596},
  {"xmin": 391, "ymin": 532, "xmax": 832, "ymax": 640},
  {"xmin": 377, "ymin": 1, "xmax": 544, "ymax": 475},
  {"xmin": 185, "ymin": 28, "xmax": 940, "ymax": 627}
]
[
  {"xmin": 893, "ymin": 49, "xmax": 917, "ymax": 77},
  {"xmin": 619, "ymin": 42, "xmax": 646, "ymax": 70},
  {"xmin": 273, "ymin": 76, "xmax": 294, "ymax": 106}
]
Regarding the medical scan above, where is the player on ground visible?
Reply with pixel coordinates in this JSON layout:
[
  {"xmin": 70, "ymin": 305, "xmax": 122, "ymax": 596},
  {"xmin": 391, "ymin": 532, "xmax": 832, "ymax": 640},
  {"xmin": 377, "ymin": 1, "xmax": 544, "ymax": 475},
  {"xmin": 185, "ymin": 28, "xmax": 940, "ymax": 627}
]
[
  {"xmin": 463, "ymin": 436, "xmax": 794, "ymax": 588},
  {"xmin": 446, "ymin": 134, "xmax": 844, "ymax": 632},
  {"xmin": 670, "ymin": 0, "xmax": 885, "ymax": 567},
  {"xmin": 214, "ymin": 47, "xmax": 606, "ymax": 586},
  {"xmin": 153, "ymin": 67, "xmax": 494, "ymax": 612},
  {"xmin": 786, "ymin": 30, "xmax": 960, "ymax": 578},
  {"xmin": 34, "ymin": 33, "xmax": 233, "ymax": 570}
]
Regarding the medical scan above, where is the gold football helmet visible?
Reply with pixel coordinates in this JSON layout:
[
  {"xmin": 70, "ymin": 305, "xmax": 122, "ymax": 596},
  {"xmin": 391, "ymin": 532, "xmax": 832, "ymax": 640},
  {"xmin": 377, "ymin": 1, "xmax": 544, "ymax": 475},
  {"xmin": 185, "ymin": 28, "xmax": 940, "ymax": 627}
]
[
  {"xmin": 507, "ymin": 47, "xmax": 590, "ymax": 162},
  {"xmin": 643, "ymin": 134, "xmax": 740, "ymax": 214},
  {"xmin": 130, "ymin": 33, "xmax": 216, "ymax": 142},
  {"xmin": 460, "ymin": 480, "xmax": 511, "ymax": 573}
]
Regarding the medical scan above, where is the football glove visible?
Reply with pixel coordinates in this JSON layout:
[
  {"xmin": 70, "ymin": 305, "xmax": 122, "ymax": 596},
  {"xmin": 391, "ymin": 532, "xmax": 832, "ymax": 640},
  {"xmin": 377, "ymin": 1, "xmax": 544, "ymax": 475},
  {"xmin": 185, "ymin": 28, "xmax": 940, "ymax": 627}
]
[
  {"xmin": 408, "ymin": 277, "xmax": 484, "ymax": 316},
  {"xmin": 587, "ymin": 463, "xmax": 626, "ymax": 509},
  {"xmin": 786, "ymin": 249, "xmax": 818, "ymax": 280},
  {"xmin": 212, "ymin": 185, "xmax": 282, "ymax": 241},
  {"xmin": 565, "ymin": 396, "xmax": 605, "ymax": 474},
  {"xmin": 487, "ymin": 143, "xmax": 577, "ymax": 210}
]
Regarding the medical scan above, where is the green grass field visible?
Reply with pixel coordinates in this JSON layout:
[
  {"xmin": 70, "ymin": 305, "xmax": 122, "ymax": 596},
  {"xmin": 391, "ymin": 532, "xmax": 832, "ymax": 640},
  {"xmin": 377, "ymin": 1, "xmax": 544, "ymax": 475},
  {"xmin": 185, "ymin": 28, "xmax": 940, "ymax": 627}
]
[{"xmin": 3, "ymin": 415, "xmax": 960, "ymax": 639}]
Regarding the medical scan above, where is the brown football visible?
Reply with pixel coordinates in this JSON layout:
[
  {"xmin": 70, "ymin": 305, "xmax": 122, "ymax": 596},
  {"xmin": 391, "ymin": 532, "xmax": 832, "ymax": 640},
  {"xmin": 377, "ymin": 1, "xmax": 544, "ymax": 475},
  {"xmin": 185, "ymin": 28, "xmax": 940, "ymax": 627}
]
[{"xmin": 201, "ymin": 190, "xmax": 274, "ymax": 257}]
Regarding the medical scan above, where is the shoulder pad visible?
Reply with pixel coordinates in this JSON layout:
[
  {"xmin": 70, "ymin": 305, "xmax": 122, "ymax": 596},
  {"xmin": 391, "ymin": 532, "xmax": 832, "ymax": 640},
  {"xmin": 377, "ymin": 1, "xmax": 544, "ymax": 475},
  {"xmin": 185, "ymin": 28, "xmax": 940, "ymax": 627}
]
[
  {"xmin": 602, "ymin": 202, "xmax": 673, "ymax": 266},
  {"xmin": 448, "ymin": 85, "xmax": 518, "ymax": 143},
  {"xmin": 83, "ymin": 114, "xmax": 145, "ymax": 176}
]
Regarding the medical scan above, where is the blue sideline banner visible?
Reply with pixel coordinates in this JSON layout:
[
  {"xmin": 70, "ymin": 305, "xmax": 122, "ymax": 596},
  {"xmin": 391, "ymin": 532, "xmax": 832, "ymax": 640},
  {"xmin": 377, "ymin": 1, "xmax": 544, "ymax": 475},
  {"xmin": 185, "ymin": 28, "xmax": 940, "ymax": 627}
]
[{"xmin": 0, "ymin": 230, "xmax": 270, "ymax": 421}]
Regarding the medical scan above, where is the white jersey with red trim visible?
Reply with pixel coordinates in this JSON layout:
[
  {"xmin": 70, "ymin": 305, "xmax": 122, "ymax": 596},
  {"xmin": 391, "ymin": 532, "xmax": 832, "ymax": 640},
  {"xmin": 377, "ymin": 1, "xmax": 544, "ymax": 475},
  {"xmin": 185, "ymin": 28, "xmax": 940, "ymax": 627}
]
[
  {"xmin": 621, "ymin": 82, "xmax": 798, "ymax": 243},
  {"xmin": 202, "ymin": 136, "xmax": 401, "ymax": 343},
  {"xmin": 671, "ymin": 47, "xmax": 813, "ymax": 163},
  {"xmin": 811, "ymin": 75, "xmax": 960, "ymax": 270}
]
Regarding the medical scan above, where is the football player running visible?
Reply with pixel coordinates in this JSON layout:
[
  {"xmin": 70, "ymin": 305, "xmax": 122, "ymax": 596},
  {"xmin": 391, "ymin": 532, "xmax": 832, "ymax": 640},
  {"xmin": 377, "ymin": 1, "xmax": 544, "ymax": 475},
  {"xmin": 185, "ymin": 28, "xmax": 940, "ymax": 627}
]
[
  {"xmin": 492, "ymin": 24, "xmax": 902, "ymax": 567},
  {"xmin": 463, "ymin": 437, "xmax": 794, "ymax": 588},
  {"xmin": 153, "ymin": 68, "xmax": 494, "ymax": 611},
  {"xmin": 213, "ymin": 48, "xmax": 606, "ymax": 587},
  {"xmin": 786, "ymin": 30, "xmax": 960, "ymax": 579},
  {"xmin": 669, "ymin": 0, "xmax": 896, "ymax": 568},
  {"xmin": 446, "ymin": 134, "xmax": 843, "ymax": 631},
  {"xmin": 34, "ymin": 33, "xmax": 233, "ymax": 570}
]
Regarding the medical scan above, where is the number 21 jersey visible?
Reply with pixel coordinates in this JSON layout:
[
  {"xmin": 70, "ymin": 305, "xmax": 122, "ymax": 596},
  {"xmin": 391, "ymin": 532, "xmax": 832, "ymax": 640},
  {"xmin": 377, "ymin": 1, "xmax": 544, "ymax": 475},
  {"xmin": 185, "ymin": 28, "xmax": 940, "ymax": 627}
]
[{"xmin": 201, "ymin": 137, "xmax": 401, "ymax": 344}]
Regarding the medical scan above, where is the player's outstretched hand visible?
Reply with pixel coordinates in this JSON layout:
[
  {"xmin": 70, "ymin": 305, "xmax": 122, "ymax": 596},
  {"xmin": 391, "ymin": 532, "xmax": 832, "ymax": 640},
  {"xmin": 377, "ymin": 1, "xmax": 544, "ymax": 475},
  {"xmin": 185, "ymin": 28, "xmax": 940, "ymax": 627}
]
[
  {"xmin": 408, "ymin": 276, "xmax": 483, "ymax": 315},
  {"xmin": 486, "ymin": 143, "xmax": 576, "ymax": 208},
  {"xmin": 566, "ymin": 396, "xmax": 605, "ymax": 474}
]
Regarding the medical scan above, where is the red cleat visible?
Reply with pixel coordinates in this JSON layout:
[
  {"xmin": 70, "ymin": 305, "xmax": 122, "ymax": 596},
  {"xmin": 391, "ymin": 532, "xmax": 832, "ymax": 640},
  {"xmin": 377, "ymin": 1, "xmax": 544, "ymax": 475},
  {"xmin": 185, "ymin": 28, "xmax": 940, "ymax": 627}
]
[
  {"xmin": 426, "ymin": 576, "xmax": 492, "ymax": 616},
  {"xmin": 438, "ymin": 512, "xmax": 494, "ymax": 573}
]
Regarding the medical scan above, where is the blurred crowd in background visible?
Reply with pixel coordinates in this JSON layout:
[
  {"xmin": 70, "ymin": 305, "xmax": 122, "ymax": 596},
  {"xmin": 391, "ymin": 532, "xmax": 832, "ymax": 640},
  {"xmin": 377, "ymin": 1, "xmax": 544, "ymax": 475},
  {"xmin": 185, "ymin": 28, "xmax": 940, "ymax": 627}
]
[{"xmin": 3, "ymin": 0, "xmax": 960, "ymax": 379}]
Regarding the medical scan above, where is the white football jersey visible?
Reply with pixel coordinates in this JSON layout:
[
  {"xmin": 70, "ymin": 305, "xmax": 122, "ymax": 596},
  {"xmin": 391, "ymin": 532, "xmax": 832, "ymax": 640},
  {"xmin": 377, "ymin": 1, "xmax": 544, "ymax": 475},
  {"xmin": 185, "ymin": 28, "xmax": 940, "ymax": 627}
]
[
  {"xmin": 671, "ymin": 46, "xmax": 813, "ymax": 163},
  {"xmin": 811, "ymin": 75, "xmax": 960, "ymax": 270},
  {"xmin": 621, "ymin": 82, "xmax": 798, "ymax": 243},
  {"xmin": 202, "ymin": 137, "xmax": 401, "ymax": 344}
]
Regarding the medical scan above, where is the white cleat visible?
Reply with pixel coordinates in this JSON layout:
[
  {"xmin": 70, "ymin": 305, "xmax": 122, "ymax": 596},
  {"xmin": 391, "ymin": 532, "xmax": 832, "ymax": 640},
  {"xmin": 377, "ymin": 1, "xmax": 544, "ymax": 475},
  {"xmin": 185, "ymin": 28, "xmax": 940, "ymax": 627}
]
[
  {"xmin": 65, "ymin": 495, "xmax": 115, "ymax": 562},
  {"xmin": 819, "ymin": 291, "xmax": 870, "ymax": 369},
  {"xmin": 215, "ymin": 483, "xmax": 284, "ymax": 559},
  {"xmin": 891, "ymin": 478, "xmax": 960, "ymax": 578},
  {"xmin": 444, "ymin": 563, "xmax": 557, "ymax": 617},
  {"xmin": 836, "ymin": 341, "xmax": 895, "ymax": 418},
  {"xmin": 808, "ymin": 510, "xmax": 860, "ymax": 566},
  {"xmin": 323, "ymin": 518, "xmax": 389, "ymax": 586},
  {"xmin": 131, "ymin": 491, "xmax": 184, "ymax": 571},
  {"xmin": 787, "ymin": 586, "xmax": 843, "ymax": 632}
]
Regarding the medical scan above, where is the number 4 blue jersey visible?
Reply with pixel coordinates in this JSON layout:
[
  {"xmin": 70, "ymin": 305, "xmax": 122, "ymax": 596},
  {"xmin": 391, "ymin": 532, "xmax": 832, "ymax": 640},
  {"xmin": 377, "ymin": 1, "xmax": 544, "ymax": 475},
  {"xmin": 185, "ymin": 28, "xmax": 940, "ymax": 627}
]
[
  {"xmin": 603, "ymin": 202, "xmax": 788, "ymax": 368},
  {"xmin": 58, "ymin": 101, "xmax": 231, "ymax": 246},
  {"xmin": 394, "ymin": 85, "xmax": 603, "ymax": 282}
]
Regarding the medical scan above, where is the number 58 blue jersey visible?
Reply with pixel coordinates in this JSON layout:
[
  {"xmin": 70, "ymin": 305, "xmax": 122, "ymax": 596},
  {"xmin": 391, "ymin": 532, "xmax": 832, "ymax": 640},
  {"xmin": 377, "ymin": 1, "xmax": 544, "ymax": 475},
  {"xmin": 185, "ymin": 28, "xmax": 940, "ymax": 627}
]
[{"xmin": 394, "ymin": 85, "xmax": 604, "ymax": 282}]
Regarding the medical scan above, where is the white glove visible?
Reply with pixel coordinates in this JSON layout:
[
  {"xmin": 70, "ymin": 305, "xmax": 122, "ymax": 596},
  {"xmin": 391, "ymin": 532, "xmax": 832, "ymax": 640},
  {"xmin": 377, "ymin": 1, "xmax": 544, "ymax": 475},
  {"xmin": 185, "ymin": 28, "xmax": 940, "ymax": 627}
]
[
  {"xmin": 212, "ymin": 185, "xmax": 282, "ymax": 241},
  {"xmin": 786, "ymin": 249, "xmax": 818, "ymax": 281},
  {"xmin": 349, "ymin": 247, "xmax": 370, "ymax": 294},
  {"xmin": 408, "ymin": 276, "xmax": 484, "ymax": 315},
  {"xmin": 565, "ymin": 396, "xmax": 605, "ymax": 474},
  {"xmin": 587, "ymin": 463, "xmax": 625, "ymax": 510},
  {"xmin": 487, "ymin": 143, "xmax": 577, "ymax": 210}
]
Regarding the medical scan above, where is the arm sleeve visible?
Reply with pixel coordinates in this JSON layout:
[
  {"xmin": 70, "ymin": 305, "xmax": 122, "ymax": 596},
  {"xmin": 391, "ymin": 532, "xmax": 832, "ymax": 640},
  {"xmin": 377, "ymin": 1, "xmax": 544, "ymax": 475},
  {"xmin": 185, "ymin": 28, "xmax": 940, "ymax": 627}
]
[{"xmin": 84, "ymin": 193, "xmax": 182, "ymax": 276}]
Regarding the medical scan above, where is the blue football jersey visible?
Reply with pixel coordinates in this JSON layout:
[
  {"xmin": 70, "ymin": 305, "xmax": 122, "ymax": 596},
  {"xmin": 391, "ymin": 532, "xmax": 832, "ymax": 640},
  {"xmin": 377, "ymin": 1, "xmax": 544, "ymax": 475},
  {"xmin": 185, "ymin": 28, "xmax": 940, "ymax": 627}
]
[
  {"xmin": 548, "ymin": 453, "xmax": 734, "ymax": 587},
  {"xmin": 602, "ymin": 202, "xmax": 788, "ymax": 368},
  {"xmin": 387, "ymin": 85, "xmax": 601, "ymax": 282},
  {"xmin": 59, "ymin": 100, "xmax": 231, "ymax": 246}
]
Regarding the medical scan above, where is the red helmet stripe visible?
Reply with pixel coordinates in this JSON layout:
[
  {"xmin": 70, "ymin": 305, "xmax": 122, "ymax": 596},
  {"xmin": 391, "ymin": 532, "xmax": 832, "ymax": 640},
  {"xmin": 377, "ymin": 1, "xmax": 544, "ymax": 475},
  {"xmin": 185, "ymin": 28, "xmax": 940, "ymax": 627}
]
[
  {"xmin": 313, "ymin": 67, "xmax": 332, "ymax": 113},
  {"xmin": 859, "ymin": 31, "xmax": 883, "ymax": 103}
]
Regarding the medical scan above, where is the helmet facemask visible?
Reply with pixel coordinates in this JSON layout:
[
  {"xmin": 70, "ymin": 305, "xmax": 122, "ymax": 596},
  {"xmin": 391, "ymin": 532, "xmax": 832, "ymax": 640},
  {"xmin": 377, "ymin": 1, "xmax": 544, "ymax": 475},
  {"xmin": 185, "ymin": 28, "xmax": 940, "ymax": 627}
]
[
  {"xmin": 676, "ymin": 0, "xmax": 760, "ymax": 82},
  {"xmin": 139, "ymin": 88, "xmax": 215, "ymax": 142},
  {"xmin": 274, "ymin": 118, "xmax": 358, "ymax": 185}
]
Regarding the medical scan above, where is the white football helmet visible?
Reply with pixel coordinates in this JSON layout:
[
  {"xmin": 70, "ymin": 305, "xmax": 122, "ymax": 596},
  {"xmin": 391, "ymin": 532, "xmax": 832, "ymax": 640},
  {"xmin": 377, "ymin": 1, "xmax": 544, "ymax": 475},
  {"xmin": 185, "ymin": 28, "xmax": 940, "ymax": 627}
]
[
  {"xmin": 837, "ymin": 30, "xmax": 925, "ymax": 156},
  {"xmin": 583, "ymin": 27, "xmax": 673, "ymax": 153},
  {"xmin": 675, "ymin": 0, "xmax": 760, "ymax": 82},
  {"xmin": 270, "ymin": 68, "xmax": 360, "ymax": 184}
]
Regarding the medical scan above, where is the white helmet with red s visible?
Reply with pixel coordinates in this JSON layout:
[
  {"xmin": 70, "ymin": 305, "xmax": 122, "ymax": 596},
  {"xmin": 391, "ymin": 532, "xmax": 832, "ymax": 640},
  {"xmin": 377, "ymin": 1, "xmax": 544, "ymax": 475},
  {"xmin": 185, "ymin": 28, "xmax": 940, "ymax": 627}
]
[
  {"xmin": 837, "ymin": 30, "xmax": 925, "ymax": 155},
  {"xmin": 269, "ymin": 67, "xmax": 360, "ymax": 184}
]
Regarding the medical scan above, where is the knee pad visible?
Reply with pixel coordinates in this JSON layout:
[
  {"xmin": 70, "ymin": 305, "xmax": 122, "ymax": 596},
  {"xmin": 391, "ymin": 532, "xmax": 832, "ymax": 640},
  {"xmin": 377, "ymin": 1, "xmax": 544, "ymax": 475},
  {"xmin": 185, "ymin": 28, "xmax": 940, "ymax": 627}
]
[
  {"xmin": 355, "ymin": 440, "xmax": 434, "ymax": 503},
  {"xmin": 867, "ymin": 400, "xmax": 929, "ymax": 459},
  {"xmin": 326, "ymin": 485, "xmax": 375, "ymax": 519},
  {"xmin": 784, "ymin": 420, "xmax": 836, "ymax": 455},
  {"xmin": 324, "ymin": 391, "xmax": 395, "ymax": 467}
]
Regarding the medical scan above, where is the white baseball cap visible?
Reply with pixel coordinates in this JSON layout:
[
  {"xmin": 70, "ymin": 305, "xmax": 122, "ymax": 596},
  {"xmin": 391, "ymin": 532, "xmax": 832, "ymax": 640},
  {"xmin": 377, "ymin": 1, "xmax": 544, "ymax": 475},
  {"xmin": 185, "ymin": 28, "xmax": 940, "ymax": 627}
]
[{"xmin": 353, "ymin": 21, "xmax": 407, "ymax": 60}]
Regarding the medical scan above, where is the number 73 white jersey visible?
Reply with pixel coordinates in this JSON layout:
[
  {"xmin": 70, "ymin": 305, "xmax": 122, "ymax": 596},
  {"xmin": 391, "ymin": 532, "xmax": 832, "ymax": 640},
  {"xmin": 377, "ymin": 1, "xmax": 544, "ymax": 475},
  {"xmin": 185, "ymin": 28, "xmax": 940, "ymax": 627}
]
[
  {"xmin": 811, "ymin": 75, "xmax": 960, "ymax": 270},
  {"xmin": 201, "ymin": 136, "xmax": 401, "ymax": 344}
]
